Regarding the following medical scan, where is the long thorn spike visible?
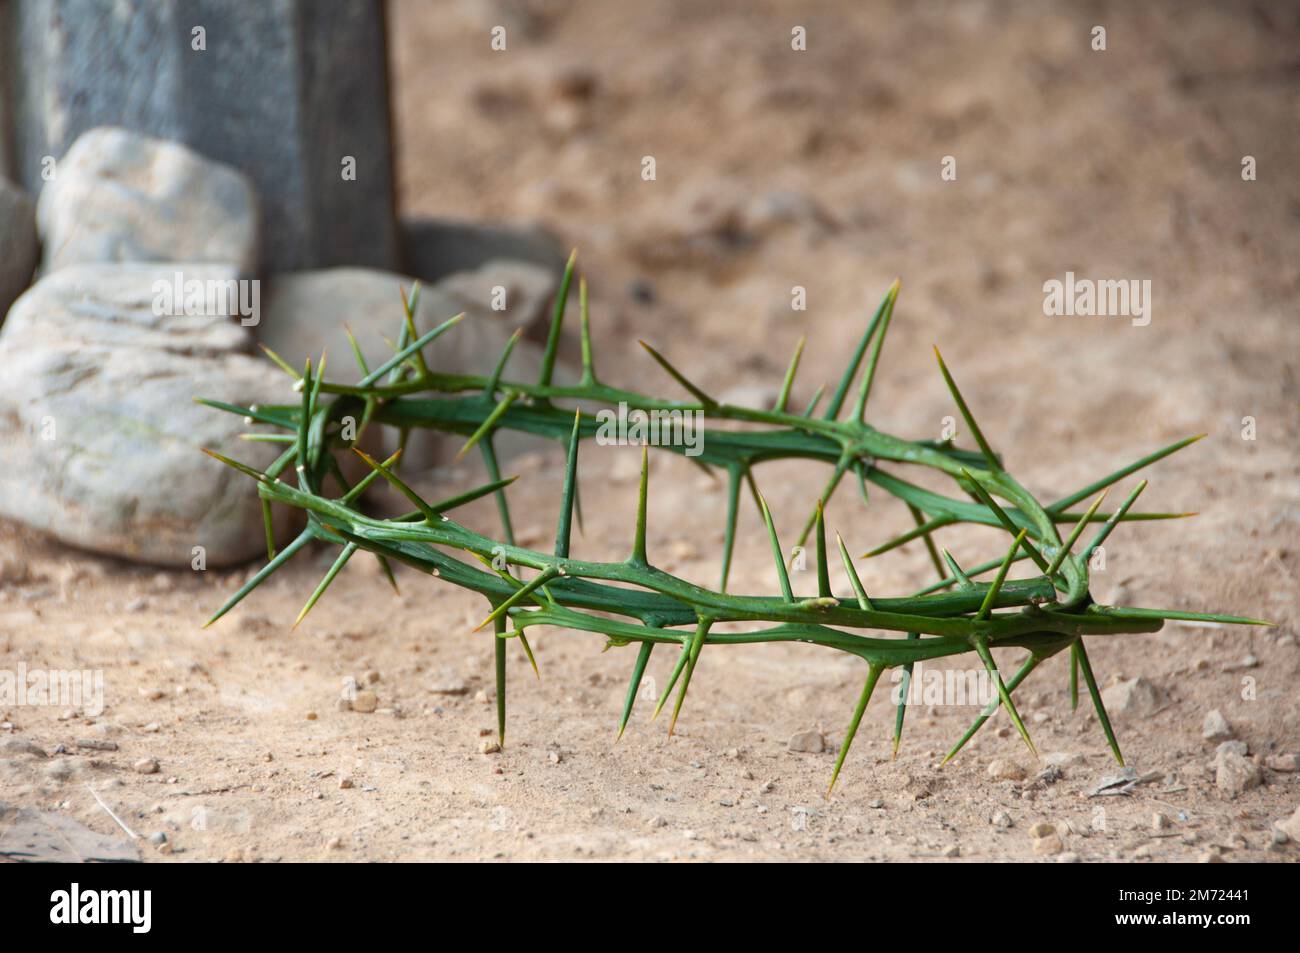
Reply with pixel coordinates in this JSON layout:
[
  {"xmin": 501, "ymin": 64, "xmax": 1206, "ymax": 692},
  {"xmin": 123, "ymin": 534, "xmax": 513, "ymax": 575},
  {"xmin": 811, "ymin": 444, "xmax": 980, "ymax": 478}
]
[
  {"xmin": 1076, "ymin": 639, "xmax": 1123, "ymax": 765},
  {"xmin": 814, "ymin": 501, "xmax": 830, "ymax": 598},
  {"xmin": 476, "ymin": 568, "xmax": 560, "ymax": 631},
  {"xmin": 668, "ymin": 619, "xmax": 711, "ymax": 737},
  {"xmin": 538, "ymin": 249, "xmax": 578, "ymax": 390},
  {"xmin": 835, "ymin": 533, "xmax": 874, "ymax": 610},
  {"xmin": 850, "ymin": 280, "xmax": 898, "ymax": 423},
  {"xmin": 292, "ymin": 542, "xmax": 358, "ymax": 629},
  {"xmin": 204, "ymin": 530, "xmax": 312, "ymax": 628},
  {"xmin": 555, "ymin": 409, "xmax": 582, "ymax": 559},
  {"xmin": 976, "ymin": 529, "xmax": 1027, "ymax": 621},
  {"xmin": 631, "ymin": 445, "xmax": 649, "ymax": 565},
  {"xmin": 774, "ymin": 336, "xmax": 806, "ymax": 413},
  {"xmin": 578, "ymin": 276, "xmax": 597, "ymax": 385},
  {"xmin": 719, "ymin": 466, "xmax": 743, "ymax": 592},
  {"xmin": 1051, "ymin": 435, "xmax": 1203, "ymax": 512},
  {"xmin": 1082, "ymin": 480, "xmax": 1147, "ymax": 561},
  {"xmin": 959, "ymin": 469, "xmax": 1050, "ymax": 571},
  {"xmin": 494, "ymin": 616, "xmax": 507, "ymax": 746},
  {"xmin": 457, "ymin": 391, "xmax": 519, "ymax": 462},
  {"xmin": 617, "ymin": 641, "xmax": 655, "ymax": 741},
  {"xmin": 758, "ymin": 494, "xmax": 795, "ymax": 602},
  {"xmin": 638, "ymin": 340, "xmax": 717, "ymax": 406},
  {"xmin": 934, "ymin": 347, "xmax": 1000, "ymax": 471},
  {"xmin": 971, "ymin": 636, "xmax": 1037, "ymax": 758},
  {"xmin": 942, "ymin": 653, "xmax": 1042, "ymax": 764},
  {"xmin": 1046, "ymin": 488, "xmax": 1109, "ymax": 577},
  {"xmin": 828, "ymin": 664, "xmax": 883, "ymax": 795},
  {"xmin": 824, "ymin": 281, "xmax": 897, "ymax": 421}
]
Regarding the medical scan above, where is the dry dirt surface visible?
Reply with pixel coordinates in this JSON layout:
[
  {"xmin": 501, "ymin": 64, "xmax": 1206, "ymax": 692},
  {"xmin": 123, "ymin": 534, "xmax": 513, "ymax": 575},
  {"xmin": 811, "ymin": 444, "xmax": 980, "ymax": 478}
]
[{"xmin": 2, "ymin": 0, "xmax": 1298, "ymax": 862}]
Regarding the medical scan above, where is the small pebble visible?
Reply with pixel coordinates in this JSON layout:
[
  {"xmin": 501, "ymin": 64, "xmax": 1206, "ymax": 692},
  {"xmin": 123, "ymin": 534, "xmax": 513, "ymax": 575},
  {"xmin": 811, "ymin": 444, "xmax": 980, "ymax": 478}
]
[
  {"xmin": 1032, "ymin": 833, "xmax": 1064, "ymax": 856},
  {"xmin": 991, "ymin": 811, "xmax": 1013, "ymax": 829},
  {"xmin": 134, "ymin": 758, "xmax": 160, "ymax": 775},
  {"xmin": 1202, "ymin": 709, "xmax": 1234, "ymax": 741},
  {"xmin": 481, "ymin": 740, "xmax": 502, "ymax": 754},
  {"xmin": 987, "ymin": 758, "xmax": 1026, "ymax": 781},
  {"xmin": 351, "ymin": 691, "xmax": 378, "ymax": 714},
  {"xmin": 787, "ymin": 730, "xmax": 825, "ymax": 754}
]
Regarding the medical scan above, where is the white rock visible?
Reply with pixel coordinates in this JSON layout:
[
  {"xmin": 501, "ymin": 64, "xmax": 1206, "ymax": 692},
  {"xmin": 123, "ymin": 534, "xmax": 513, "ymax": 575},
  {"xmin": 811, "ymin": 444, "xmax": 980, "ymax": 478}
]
[
  {"xmin": 787, "ymin": 730, "xmax": 825, "ymax": 754},
  {"xmin": 351, "ymin": 691, "xmax": 378, "ymax": 714},
  {"xmin": 987, "ymin": 758, "xmax": 1027, "ymax": 781},
  {"xmin": 37, "ymin": 127, "xmax": 259, "ymax": 274},
  {"xmin": 0, "ymin": 176, "xmax": 39, "ymax": 319},
  {"xmin": 0, "ymin": 263, "xmax": 291, "ymax": 566},
  {"xmin": 1202, "ymin": 709, "xmax": 1233, "ymax": 741},
  {"xmin": 1100, "ymin": 676, "xmax": 1167, "ymax": 717}
]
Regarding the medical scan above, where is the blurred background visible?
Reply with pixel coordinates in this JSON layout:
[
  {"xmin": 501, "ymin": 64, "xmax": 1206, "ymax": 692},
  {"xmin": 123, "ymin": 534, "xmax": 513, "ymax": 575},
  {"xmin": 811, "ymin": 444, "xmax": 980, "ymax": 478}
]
[{"xmin": 0, "ymin": 0, "xmax": 1297, "ymax": 862}]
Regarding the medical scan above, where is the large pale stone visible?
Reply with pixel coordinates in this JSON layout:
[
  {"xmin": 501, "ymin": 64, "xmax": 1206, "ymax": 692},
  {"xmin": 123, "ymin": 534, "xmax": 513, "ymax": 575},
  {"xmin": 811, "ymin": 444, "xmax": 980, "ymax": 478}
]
[
  {"xmin": 438, "ymin": 259, "xmax": 559, "ymax": 340},
  {"xmin": 36, "ymin": 128, "xmax": 259, "ymax": 275},
  {"xmin": 256, "ymin": 267, "xmax": 566, "ymax": 468},
  {"xmin": 0, "ymin": 176, "xmax": 38, "ymax": 318},
  {"xmin": 0, "ymin": 264, "xmax": 292, "ymax": 566}
]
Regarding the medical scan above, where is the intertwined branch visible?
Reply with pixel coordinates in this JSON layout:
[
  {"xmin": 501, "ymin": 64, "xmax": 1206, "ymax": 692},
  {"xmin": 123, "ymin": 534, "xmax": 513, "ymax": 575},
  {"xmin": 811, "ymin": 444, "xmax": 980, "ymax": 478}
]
[{"xmin": 198, "ymin": 253, "xmax": 1267, "ymax": 791}]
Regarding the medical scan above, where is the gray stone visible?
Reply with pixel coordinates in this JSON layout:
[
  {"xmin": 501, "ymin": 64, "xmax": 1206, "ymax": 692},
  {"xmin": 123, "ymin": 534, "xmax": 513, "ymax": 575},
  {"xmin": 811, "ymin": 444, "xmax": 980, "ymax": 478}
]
[
  {"xmin": 0, "ymin": 176, "xmax": 38, "ymax": 318},
  {"xmin": 36, "ymin": 127, "xmax": 258, "ymax": 275},
  {"xmin": 787, "ymin": 730, "xmax": 825, "ymax": 754},
  {"xmin": 438, "ymin": 259, "xmax": 560, "ymax": 340},
  {"xmin": 0, "ymin": 263, "xmax": 292, "ymax": 566},
  {"xmin": 3, "ymin": 0, "xmax": 397, "ymax": 271},
  {"xmin": 1215, "ymin": 751, "xmax": 1262, "ymax": 800},
  {"xmin": 256, "ymin": 267, "xmax": 565, "ymax": 468},
  {"xmin": 1202, "ymin": 709, "xmax": 1233, "ymax": 741}
]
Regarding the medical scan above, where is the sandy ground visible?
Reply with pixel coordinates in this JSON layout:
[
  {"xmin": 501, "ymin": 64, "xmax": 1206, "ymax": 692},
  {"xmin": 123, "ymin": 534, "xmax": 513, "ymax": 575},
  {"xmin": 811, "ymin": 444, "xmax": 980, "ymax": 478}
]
[{"xmin": 2, "ymin": 0, "xmax": 1298, "ymax": 862}]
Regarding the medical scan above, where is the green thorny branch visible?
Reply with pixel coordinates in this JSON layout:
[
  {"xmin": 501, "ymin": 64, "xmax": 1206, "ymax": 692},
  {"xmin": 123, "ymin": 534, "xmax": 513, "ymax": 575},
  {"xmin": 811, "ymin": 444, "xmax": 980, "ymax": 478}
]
[{"xmin": 197, "ymin": 253, "xmax": 1269, "ymax": 793}]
